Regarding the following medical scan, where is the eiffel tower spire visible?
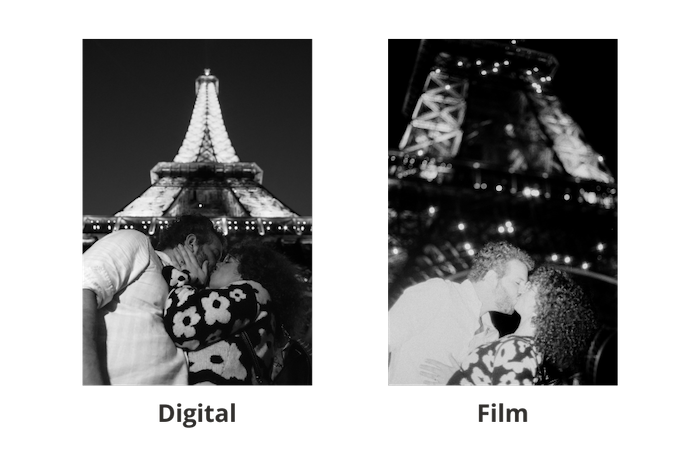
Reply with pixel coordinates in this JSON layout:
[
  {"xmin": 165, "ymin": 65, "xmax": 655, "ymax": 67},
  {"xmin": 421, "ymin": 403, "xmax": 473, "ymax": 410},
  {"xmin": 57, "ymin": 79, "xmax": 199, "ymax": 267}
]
[
  {"xmin": 174, "ymin": 69, "xmax": 238, "ymax": 163},
  {"xmin": 84, "ymin": 69, "xmax": 311, "ymax": 247}
]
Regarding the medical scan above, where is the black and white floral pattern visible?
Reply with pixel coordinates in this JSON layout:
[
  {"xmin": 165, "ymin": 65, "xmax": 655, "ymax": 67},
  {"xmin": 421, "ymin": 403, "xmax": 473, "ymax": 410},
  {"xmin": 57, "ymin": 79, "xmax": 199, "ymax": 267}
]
[
  {"xmin": 162, "ymin": 266, "xmax": 276, "ymax": 385},
  {"xmin": 447, "ymin": 335, "xmax": 543, "ymax": 386}
]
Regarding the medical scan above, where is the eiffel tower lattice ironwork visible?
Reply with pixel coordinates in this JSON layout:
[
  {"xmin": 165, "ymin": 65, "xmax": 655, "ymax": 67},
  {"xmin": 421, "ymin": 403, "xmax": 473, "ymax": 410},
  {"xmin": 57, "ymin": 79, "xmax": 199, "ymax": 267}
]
[
  {"xmin": 84, "ymin": 69, "xmax": 311, "ymax": 248},
  {"xmin": 389, "ymin": 40, "xmax": 617, "ymax": 306}
]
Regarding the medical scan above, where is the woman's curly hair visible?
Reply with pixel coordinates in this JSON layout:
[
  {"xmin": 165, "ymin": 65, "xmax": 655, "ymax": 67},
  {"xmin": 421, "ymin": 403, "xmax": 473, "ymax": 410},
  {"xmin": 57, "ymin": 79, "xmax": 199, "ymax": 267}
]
[
  {"xmin": 530, "ymin": 267, "xmax": 598, "ymax": 375},
  {"xmin": 467, "ymin": 241, "xmax": 534, "ymax": 281},
  {"xmin": 226, "ymin": 239, "xmax": 309, "ymax": 341}
]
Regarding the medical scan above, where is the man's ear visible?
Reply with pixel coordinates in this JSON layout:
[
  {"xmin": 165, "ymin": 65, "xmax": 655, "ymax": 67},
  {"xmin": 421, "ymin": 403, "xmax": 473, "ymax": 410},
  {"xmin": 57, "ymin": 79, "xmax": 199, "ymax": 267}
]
[{"xmin": 184, "ymin": 234, "xmax": 198, "ymax": 251}]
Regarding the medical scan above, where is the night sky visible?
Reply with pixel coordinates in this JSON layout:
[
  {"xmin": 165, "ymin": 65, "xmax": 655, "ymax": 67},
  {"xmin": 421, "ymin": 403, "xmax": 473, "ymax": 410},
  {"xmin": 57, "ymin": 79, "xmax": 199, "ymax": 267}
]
[
  {"xmin": 81, "ymin": 35, "xmax": 616, "ymax": 222},
  {"xmin": 83, "ymin": 39, "xmax": 312, "ymax": 217}
]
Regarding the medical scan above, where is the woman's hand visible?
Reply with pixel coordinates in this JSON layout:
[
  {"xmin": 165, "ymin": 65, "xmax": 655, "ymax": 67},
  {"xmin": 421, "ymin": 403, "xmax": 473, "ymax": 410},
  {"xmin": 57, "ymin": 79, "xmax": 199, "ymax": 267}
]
[
  {"xmin": 172, "ymin": 244, "xmax": 209, "ymax": 286},
  {"xmin": 419, "ymin": 355, "xmax": 460, "ymax": 385}
]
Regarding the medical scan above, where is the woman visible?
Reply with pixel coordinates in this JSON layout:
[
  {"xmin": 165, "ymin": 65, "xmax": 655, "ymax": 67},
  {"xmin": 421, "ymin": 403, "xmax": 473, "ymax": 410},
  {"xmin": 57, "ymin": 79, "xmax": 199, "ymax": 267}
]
[
  {"xmin": 162, "ymin": 240, "xmax": 310, "ymax": 385},
  {"xmin": 445, "ymin": 267, "xmax": 598, "ymax": 385}
]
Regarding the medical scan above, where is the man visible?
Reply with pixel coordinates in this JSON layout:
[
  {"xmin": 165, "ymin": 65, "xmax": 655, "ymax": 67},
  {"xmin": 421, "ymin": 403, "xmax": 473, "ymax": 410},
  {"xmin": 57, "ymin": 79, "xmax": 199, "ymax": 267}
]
[
  {"xmin": 82, "ymin": 214, "xmax": 225, "ymax": 385},
  {"xmin": 388, "ymin": 241, "xmax": 533, "ymax": 385}
]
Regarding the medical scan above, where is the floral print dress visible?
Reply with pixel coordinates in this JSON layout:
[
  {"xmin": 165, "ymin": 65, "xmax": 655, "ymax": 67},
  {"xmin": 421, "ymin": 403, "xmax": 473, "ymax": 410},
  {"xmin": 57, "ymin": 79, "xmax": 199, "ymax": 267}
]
[
  {"xmin": 447, "ymin": 335, "xmax": 543, "ymax": 385},
  {"xmin": 162, "ymin": 266, "xmax": 276, "ymax": 385}
]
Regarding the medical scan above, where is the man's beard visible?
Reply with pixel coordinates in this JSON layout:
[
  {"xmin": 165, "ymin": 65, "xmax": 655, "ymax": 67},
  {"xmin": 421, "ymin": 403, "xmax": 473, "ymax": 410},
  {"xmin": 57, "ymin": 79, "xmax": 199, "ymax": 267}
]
[{"xmin": 494, "ymin": 283, "xmax": 516, "ymax": 315}]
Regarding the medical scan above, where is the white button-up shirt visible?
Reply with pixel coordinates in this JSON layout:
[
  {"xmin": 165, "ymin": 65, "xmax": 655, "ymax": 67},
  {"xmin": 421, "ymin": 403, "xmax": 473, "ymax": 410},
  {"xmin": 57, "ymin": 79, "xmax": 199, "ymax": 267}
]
[
  {"xmin": 388, "ymin": 278, "xmax": 498, "ymax": 385},
  {"xmin": 83, "ymin": 230, "xmax": 188, "ymax": 385}
]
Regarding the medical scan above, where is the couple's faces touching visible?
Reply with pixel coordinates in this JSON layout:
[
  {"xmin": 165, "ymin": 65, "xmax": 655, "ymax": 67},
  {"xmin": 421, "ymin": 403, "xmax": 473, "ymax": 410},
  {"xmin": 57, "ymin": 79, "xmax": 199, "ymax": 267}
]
[
  {"xmin": 209, "ymin": 255, "xmax": 242, "ymax": 288},
  {"xmin": 186, "ymin": 234, "xmax": 244, "ymax": 288},
  {"xmin": 185, "ymin": 234, "xmax": 241, "ymax": 289},
  {"xmin": 491, "ymin": 259, "xmax": 539, "ymax": 336},
  {"xmin": 184, "ymin": 234, "xmax": 224, "ymax": 270},
  {"xmin": 493, "ymin": 259, "xmax": 529, "ymax": 315},
  {"xmin": 172, "ymin": 234, "xmax": 242, "ymax": 289}
]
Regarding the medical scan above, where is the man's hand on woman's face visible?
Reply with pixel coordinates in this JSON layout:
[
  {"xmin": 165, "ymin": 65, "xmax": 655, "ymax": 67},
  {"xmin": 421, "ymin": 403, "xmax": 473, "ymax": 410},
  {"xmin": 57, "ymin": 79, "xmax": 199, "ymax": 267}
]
[{"xmin": 173, "ymin": 244, "xmax": 209, "ymax": 286}]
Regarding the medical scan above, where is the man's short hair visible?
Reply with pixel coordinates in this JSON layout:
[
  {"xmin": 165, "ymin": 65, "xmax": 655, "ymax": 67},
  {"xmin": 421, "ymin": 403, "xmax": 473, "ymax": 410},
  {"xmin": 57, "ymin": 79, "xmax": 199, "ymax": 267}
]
[
  {"xmin": 467, "ymin": 241, "xmax": 534, "ymax": 281},
  {"xmin": 156, "ymin": 214, "xmax": 225, "ymax": 251}
]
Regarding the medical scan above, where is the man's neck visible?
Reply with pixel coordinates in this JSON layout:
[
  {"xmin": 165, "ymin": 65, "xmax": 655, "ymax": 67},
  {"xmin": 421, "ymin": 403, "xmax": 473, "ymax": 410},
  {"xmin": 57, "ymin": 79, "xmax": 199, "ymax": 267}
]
[
  {"xmin": 471, "ymin": 279, "xmax": 494, "ymax": 316},
  {"xmin": 158, "ymin": 248, "xmax": 176, "ymax": 266}
]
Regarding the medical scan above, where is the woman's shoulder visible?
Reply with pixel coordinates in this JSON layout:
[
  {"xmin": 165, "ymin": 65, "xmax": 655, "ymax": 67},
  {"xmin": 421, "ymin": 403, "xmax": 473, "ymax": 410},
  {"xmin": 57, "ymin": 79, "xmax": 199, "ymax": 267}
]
[
  {"xmin": 471, "ymin": 334, "xmax": 533, "ymax": 354},
  {"xmin": 498, "ymin": 334, "xmax": 535, "ymax": 346},
  {"xmin": 490, "ymin": 335, "xmax": 541, "ymax": 370},
  {"xmin": 492, "ymin": 335, "xmax": 536, "ymax": 355}
]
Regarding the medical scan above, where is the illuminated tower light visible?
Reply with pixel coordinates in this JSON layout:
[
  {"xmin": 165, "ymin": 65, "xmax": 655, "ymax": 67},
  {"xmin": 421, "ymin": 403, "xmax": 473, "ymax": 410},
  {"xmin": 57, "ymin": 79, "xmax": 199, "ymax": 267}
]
[
  {"xmin": 596, "ymin": 243, "xmax": 605, "ymax": 251},
  {"xmin": 582, "ymin": 262, "xmax": 590, "ymax": 270},
  {"xmin": 174, "ymin": 71, "xmax": 238, "ymax": 163},
  {"xmin": 564, "ymin": 256, "xmax": 571, "ymax": 264},
  {"xmin": 457, "ymin": 222, "xmax": 466, "ymax": 231},
  {"xmin": 551, "ymin": 254, "xmax": 558, "ymax": 261},
  {"xmin": 464, "ymin": 242, "xmax": 472, "ymax": 250}
]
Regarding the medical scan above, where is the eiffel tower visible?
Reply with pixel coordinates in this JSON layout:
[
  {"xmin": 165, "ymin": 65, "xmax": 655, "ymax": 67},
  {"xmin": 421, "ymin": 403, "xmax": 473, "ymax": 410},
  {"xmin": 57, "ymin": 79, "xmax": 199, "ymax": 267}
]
[
  {"xmin": 389, "ymin": 40, "xmax": 617, "ymax": 329},
  {"xmin": 83, "ymin": 69, "xmax": 312, "ymax": 253}
]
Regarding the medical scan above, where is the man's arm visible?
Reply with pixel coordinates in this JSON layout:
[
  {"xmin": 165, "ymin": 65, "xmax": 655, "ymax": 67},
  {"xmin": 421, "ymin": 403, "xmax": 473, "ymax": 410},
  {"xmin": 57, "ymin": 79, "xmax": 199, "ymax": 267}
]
[
  {"xmin": 83, "ymin": 289, "xmax": 104, "ymax": 385},
  {"xmin": 82, "ymin": 231, "xmax": 153, "ymax": 385},
  {"xmin": 389, "ymin": 280, "xmax": 449, "ymax": 384},
  {"xmin": 389, "ymin": 280, "xmax": 444, "ymax": 354}
]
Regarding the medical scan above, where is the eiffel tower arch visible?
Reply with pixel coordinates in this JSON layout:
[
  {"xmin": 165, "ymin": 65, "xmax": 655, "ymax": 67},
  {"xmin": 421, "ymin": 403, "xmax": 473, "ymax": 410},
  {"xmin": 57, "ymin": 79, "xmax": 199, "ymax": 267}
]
[
  {"xmin": 84, "ymin": 67, "xmax": 312, "ymax": 273},
  {"xmin": 389, "ymin": 40, "xmax": 617, "ymax": 342}
]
